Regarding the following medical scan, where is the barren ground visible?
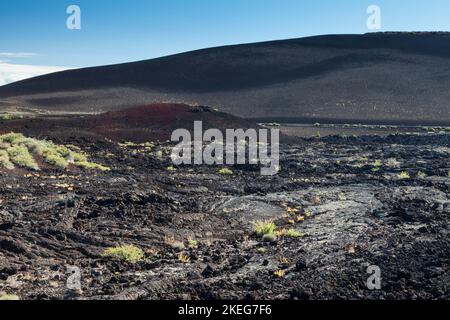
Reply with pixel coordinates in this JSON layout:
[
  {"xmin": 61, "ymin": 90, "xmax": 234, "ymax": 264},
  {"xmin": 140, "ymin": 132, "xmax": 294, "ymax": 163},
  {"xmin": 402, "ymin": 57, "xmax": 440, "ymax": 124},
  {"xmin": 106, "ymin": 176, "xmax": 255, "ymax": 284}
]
[{"xmin": 1, "ymin": 132, "xmax": 449, "ymax": 300}]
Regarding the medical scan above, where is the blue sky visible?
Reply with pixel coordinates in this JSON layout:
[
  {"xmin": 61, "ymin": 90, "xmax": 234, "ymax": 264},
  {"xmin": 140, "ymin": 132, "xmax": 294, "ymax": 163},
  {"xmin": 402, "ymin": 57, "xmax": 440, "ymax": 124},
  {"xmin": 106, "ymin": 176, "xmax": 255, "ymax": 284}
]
[{"xmin": 1, "ymin": 0, "xmax": 450, "ymax": 84}]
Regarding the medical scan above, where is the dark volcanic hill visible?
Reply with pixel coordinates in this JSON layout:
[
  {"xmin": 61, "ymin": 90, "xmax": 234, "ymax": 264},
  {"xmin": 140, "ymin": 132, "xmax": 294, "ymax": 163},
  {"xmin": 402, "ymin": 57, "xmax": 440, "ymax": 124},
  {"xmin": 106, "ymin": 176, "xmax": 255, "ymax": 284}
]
[{"xmin": 1, "ymin": 32, "xmax": 450, "ymax": 125}]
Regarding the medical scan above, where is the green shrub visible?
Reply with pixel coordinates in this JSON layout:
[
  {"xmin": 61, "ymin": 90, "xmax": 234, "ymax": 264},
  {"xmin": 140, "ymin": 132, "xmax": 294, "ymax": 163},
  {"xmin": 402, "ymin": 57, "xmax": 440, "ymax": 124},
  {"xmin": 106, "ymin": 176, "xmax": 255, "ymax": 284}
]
[
  {"xmin": 7, "ymin": 145, "xmax": 39, "ymax": 170},
  {"xmin": 42, "ymin": 148, "xmax": 68, "ymax": 168},
  {"xmin": 1, "ymin": 113, "xmax": 15, "ymax": 121},
  {"xmin": 101, "ymin": 245, "xmax": 144, "ymax": 263},
  {"xmin": 0, "ymin": 132, "xmax": 25, "ymax": 144},
  {"xmin": 398, "ymin": 171, "xmax": 411, "ymax": 180},
  {"xmin": 252, "ymin": 220, "xmax": 277, "ymax": 236},
  {"xmin": 0, "ymin": 150, "xmax": 14, "ymax": 170},
  {"xmin": 187, "ymin": 238, "xmax": 198, "ymax": 248},
  {"xmin": 70, "ymin": 151, "xmax": 87, "ymax": 163},
  {"xmin": 218, "ymin": 168, "xmax": 233, "ymax": 175},
  {"xmin": 373, "ymin": 160, "xmax": 382, "ymax": 167},
  {"xmin": 76, "ymin": 161, "xmax": 110, "ymax": 171},
  {"xmin": 0, "ymin": 133, "xmax": 109, "ymax": 171}
]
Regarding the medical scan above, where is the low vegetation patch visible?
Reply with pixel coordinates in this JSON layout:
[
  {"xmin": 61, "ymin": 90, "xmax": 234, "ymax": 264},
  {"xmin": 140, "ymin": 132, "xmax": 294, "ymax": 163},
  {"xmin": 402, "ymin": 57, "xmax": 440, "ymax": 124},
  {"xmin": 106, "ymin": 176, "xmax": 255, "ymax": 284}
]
[
  {"xmin": 373, "ymin": 159, "xmax": 383, "ymax": 167},
  {"xmin": 119, "ymin": 141, "xmax": 154, "ymax": 151},
  {"xmin": 187, "ymin": 238, "xmax": 198, "ymax": 248},
  {"xmin": 0, "ymin": 133, "xmax": 110, "ymax": 171},
  {"xmin": 0, "ymin": 150, "xmax": 15, "ymax": 170},
  {"xmin": 218, "ymin": 168, "xmax": 233, "ymax": 175},
  {"xmin": 397, "ymin": 171, "xmax": 411, "ymax": 180},
  {"xmin": 166, "ymin": 165, "xmax": 177, "ymax": 172},
  {"xmin": 1, "ymin": 113, "xmax": 14, "ymax": 120},
  {"xmin": 273, "ymin": 270, "xmax": 285, "ymax": 278},
  {"xmin": 277, "ymin": 228, "xmax": 304, "ymax": 238},
  {"xmin": 252, "ymin": 220, "xmax": 277, "ymax": 236},
  {"xmin": 101, "ymin": 245, "xmax": 145, "ymax": 263}
]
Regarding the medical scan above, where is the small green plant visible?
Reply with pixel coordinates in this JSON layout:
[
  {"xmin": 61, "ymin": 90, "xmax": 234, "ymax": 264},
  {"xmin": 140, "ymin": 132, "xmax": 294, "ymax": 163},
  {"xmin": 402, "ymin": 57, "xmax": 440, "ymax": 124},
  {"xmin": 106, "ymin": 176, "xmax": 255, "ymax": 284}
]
[
  {"xmin": 447, "ymin": 170, "xmax": 450, "ymax": 178},
  {"xmin": 101, "ymin": 245, "xmax": 145, "ymax": 263},
  {"xmin": 119, "ymin": 141, "xmax": 138, "ymax": 147},
  {"xmin": 1, "ymin": 113, "xmax": 13, "ymax": 121},
  {"xmin": 373, "ymin": 160, "xmax": 382, "ymax": 167},
  {"xmin": 218, "ymin": 168, "xmax": 233, "ymax": 175},
  {"xmin": 0, "ymin": 150, "xmax": 14, "ymax": 170},
  {"xmin": 7, "ymin": 144, "xmax": 39, "ymax": 170},
  {"xmin": 398, "ymin": 171, "xmax": 411, "ymax": 180},
  {"xmin": 314, "ymin": 131, "xmax": 321, "ymax": 139},
  {"xmin": 417, "ymin": 171, "xmax": 427, "ymax": 179},
  {"xmin": 166, "ymin": 165, "xmax": 177, "ymax": 172},
  {"xmin": 42, "ymin": 147, "xmax": 69, "ymax": 168},
  {"xmin": 252, "ymin": 220, "xmax": 277, "ymax": 236},
  {"xmin": 187, "ymin": 238, "xmax": 198, "ymax": 248}
]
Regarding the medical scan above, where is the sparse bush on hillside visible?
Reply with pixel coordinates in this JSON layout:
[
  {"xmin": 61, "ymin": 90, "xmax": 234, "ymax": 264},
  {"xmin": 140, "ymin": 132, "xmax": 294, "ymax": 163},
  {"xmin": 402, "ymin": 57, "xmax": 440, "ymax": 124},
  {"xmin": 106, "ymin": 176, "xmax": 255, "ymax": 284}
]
[
  {"xmin": 166, "ymin": 165, "xmax": 177, "ymax": 172},
  {"xmin": 187, "ymin": 238, "xmax": 198, "ymax": 248},
  {"xmin": 398, "ymin": 171, "xmax": 411, "ymax": 180},
  {"xmin": 373, "ymin": 159, "xmax": 383, "ymax": 167},
  {"xmin": 42, "ymin": 147, "xmax": 69, "ymax": 168},
  {"xmin": 252, "ymin": 220, "xmax": 277, "ymax": 236},
  {"xmin": 101, "ymin": 245, "xmax": 144, "ymax": 263},
  {"xmin": 218, "ymin": 168, "xmax": 233, "ymax": 175},
  {"xmin": 1, "ymin": 113, "xmax": 13, "ymax": 120},
  {"xmin": 7, "ymin": 144, "xmax": 39, "ymax": 170},
  {"xmin": 76, "ymin": 161, "xmax": 110, "ymax": 171},
  {"xmin": 0, "ymin": 132, "xmax": 110, "ymax": 171},
  {"xmin": 0, "ymin": 150, "xmax": 14, "ymax": 170}
]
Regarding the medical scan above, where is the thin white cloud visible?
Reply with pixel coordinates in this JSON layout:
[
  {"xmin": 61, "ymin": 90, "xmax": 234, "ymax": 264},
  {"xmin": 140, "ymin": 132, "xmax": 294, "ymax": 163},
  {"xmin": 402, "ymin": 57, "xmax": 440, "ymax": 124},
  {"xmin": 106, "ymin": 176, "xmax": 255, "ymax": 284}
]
[
  {"xmin": 0, "ymin": 62, "xmax": 71, "ymax": 86},
  {"xmin": 0, "ymin": 52, "xmax": 38, "ymax": 58}
]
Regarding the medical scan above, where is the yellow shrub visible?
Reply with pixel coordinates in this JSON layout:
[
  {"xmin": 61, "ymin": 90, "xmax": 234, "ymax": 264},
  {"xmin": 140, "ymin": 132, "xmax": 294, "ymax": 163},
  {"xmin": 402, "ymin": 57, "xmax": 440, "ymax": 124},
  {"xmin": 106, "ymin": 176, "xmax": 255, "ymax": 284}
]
[{"xmin": 102, "ymin": 245, "xmax": 144, "ymax": 263}]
